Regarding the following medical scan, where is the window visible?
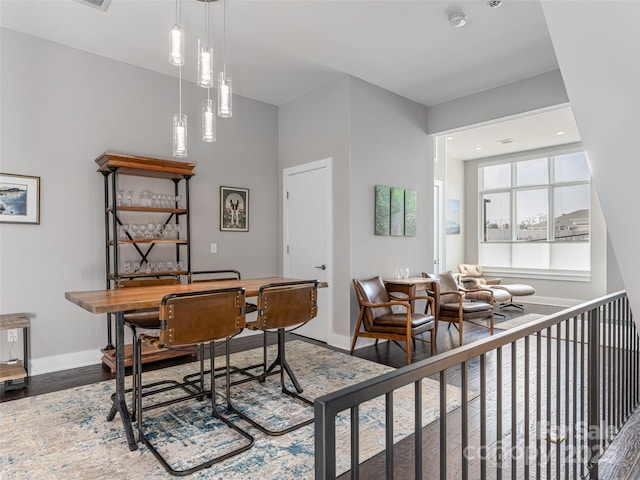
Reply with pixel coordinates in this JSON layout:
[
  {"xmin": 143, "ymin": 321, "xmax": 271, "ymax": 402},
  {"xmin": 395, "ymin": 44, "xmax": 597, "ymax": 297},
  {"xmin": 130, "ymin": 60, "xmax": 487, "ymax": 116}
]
[{"xmin": 479, "ymin": 151, "xmax": 590, "ymax": 272}]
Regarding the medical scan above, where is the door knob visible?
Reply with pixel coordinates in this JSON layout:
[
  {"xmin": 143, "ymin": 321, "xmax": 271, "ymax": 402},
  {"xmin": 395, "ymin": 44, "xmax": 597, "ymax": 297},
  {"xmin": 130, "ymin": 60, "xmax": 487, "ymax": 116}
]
[{"xmin": 315, "ymin": 264, "xmax": 326, "ymax": 270}]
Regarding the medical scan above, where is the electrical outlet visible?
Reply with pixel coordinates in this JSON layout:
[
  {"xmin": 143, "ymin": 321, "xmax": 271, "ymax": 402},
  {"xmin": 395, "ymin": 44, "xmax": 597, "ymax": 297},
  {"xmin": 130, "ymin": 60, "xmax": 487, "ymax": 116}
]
[{"xmin": 7, "ymin": 329, "xmax": 18, "ymax": 342}]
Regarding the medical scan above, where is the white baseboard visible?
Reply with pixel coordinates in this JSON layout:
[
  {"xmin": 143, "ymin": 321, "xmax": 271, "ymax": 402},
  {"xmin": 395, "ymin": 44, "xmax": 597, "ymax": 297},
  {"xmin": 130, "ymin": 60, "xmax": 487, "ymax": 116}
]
[
  {"xmin": 520, "ymin": 295, "xmax": 583, "ymax": 308},
  {"xmin": 30, "ymin": 349, "xmax": 103, "ymax": 376}
]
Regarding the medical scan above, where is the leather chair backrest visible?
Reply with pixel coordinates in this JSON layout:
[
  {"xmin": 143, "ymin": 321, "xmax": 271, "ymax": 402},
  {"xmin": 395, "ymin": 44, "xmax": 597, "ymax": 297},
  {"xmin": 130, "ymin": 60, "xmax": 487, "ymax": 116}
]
[
  {"xmin": 458, "ymin": 264, "xmax": 483, "ymax": 278},
  {"xmin": 255, "ymin": 281, "xmax": 318, "ymax": 330},
  {"xmin": 436, "ymin": 271, "xmax": 461, "ymax": 305},
  {"xmin": 159, "ymin": 288, "xmax": 246, "ymax": 346},
  {"xmin": 353, "ymin": 276, "xmax": 392, "ymax": 331},
  {"xmin": 191, "ymin": 269, "xmax": 241, "ymax": 283}
]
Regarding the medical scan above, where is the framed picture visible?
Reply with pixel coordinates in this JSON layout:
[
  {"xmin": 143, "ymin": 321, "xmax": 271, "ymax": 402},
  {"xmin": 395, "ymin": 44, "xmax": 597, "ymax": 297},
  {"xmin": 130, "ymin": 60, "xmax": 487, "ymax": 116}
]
[
  {"xmin": 220, "ymin": 186, "xmax": 249, "ymax": 232},
  {"xmin": 446, "ymin": 198, "xmax": 461, "ymax": 235},
  {"xmin": 0, "ymin": 173, "xmax": 40, "ymax": 224}
]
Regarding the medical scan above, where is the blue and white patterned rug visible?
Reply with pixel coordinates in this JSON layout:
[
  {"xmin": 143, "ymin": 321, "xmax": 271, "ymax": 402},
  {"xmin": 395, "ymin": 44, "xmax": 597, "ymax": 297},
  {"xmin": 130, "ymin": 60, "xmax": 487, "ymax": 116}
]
[{"xmin": 0, "ymin": 341, "xmax": 469, "ymax": 479}]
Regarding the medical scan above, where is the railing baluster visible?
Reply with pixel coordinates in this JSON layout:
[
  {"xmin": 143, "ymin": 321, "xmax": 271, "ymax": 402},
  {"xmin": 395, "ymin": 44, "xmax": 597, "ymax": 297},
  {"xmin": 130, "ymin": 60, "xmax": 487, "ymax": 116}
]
[
  {"xmin": 607, "ymin": 303, "xmax": 613, "ymax": 448},
  {"xmin": 524, "ymin": 336, "xmax": 530, "ymax": 480},
  {"xmin": 556, "ymin": 322, "xmax": 562, "ymax": 480},
  {"xmin": 571, "ymin": 316, "xmax": 580, "ymax": 479},
  {"xmin": 588, "ymin": 307, "xmax": 600, "ymax": 479},
  {"xmin": 385, "ymin": 392, "xmax": 393, "ymax": 480},
  {"xmin": 511, "ymin": 341, "xmax": 517, "ymax": 479},
  {"xmin": 415, "ymin": 380, "xmax": 422, "ymax": 480},
  {"xmin": 351, "ymin": 405, "xmax": 359, "ymax": 479},
  {"xmin": 480, "ymin": 353, "xmax": 487, "ymax": 480},
  {"xmin": 461, "ymin": 361, "xmax": 468, "ymax": 479},
  {"xmin": 440, "ymin": 369, "xmax": 447, "ymax": 480},
  {"xmin": 580, "ymin": 312, "xmax": 586, "ymax": 480},
  {"xmin": 565, "ymin": 319, "xmax": 570, "ymax": 480},
  {"xmin": 536, "ymin": 332, "xmax": 542, "ymax": 480},
  {"xmin": 496, "ymin": 346, "xmax": 503, "ymax": 480},
  {"xmin": 547, "ymin": 326, "xmax": 552, "ymax": 480}
]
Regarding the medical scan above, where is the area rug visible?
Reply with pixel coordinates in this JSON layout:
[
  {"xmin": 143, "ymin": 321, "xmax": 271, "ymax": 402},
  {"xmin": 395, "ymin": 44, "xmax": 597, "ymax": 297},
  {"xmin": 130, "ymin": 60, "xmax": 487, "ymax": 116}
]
[{"xmin": 0, "ymin": 341, "xmax": 472, "ymax": 479}]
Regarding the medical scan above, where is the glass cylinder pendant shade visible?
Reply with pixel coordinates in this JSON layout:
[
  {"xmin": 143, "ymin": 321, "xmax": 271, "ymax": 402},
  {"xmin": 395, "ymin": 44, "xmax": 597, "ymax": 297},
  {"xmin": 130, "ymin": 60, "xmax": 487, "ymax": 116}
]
[
  {"xmin": 217, "ymin": 71, "xmax": 232, "ymax": 118},
  {"xmin": 169, "ymin": 23, "xmax": 185, "ymax": 66},
  {"xmin": 197, "ymin": 39, "xmax": 214, "ymax": 88},
  {"xmin": 202, "ymin": 98, "xmax": 216, "ymax": 142},
  {"xmin": 173, "ymin": 113, "xmax": 188, "ymax": 158}
]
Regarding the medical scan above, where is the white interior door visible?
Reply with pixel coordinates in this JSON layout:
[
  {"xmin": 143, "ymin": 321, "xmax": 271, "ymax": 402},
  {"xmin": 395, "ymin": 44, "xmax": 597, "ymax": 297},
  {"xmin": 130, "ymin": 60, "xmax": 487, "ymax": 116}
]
[{"xmin": 283, "ymin": 159, "xmax": 332, "ymax": 343}]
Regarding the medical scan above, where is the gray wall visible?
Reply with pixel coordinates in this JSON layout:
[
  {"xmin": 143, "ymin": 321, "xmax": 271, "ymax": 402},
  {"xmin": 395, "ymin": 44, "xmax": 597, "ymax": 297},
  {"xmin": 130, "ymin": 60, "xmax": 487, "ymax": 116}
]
[
  {"xmin": 0, "ymin": 28, "xmax": 279, "ymax": 374},
  {"xmin": 279, "ymin": 76, "xmax": 434, "ymax": 347},
  {"xmin": 278, "ymin": 76, "xmax": 352, "ymax": 344},
  {"xmin": 541, "ymin": 1, "xmax": 640, "ymax": 314},
  {"xmin": 427, "ymin": 70, "xmax": 569, "ymax": 135},
  {"xmin": 348, "ymin": 78, "xmax": 433, "ymax": 336}
]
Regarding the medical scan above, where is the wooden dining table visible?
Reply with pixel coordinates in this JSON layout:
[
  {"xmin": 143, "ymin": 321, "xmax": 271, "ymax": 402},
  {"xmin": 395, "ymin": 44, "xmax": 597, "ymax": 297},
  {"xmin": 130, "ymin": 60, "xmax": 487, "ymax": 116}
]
[{"xmin": 65, "ymin": 276, "xmax": 326, "ymax": 451}]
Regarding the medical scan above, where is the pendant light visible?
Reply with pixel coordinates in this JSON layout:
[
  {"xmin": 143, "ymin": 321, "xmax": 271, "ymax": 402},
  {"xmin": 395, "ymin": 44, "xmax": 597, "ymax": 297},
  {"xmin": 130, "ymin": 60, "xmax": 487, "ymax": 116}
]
[
  {"xmin": 218, "ymin": 0, "xmax": 232, "ymax": 118},
  {"xmin": 197, "ymin": 0, "xmax": 214, "ymax": 88},
  {"xmin": 202, "ymin": 92, "xmax": 216, "ymax": 142},
  {"xmin": 199, "ymin": 0, "xmax": 216, "ymax": 142},
  {"xmin": 169, "ymin": 0, "xmax": 184, "ymax": 66},
  {"xmin": 173, "ymin": 65, "xmax": 188, "ymax": 157}
]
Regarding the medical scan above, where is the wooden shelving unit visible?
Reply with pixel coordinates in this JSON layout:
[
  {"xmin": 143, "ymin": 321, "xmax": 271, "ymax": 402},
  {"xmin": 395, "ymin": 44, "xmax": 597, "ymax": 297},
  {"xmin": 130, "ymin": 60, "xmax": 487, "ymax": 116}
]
[
  {"xmin": 0, "ymin": 313, "xmax": 30, "ymax": 390},
  {"xmin": 96, "ymin": 152, "xmax": 196, "ymax": 369}
]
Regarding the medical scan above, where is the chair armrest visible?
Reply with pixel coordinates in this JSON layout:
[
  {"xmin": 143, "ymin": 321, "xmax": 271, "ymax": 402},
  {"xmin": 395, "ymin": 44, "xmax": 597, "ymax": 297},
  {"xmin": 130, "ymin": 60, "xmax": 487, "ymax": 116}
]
[
  {"xmin": 460, "ymin": 287, "xmax": 495, "ymax": 303},
  {"xmin": 388, "ymin": 294, "xmax": 432, "ymax": 302},
  {"xmin": 360, "ymin": 300, "xmax": 411, "ymax": 311}
]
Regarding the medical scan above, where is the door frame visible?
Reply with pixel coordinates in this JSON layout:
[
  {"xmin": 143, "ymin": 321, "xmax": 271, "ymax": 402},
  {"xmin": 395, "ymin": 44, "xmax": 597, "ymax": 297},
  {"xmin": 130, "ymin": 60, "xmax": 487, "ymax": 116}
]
[
  {"xmin": 282, "ymin": 158, "xmax": 333, "ymax": 341},
  {"xmin": 434, "ymin": 179, "xmax": 445, "ymax": 273}
]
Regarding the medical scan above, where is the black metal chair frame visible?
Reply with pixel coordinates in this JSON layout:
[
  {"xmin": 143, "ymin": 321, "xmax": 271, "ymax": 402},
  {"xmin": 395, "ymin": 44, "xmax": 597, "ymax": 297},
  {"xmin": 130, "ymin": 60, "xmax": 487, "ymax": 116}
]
[
  {"xmin": 134, "ymin": 287, "xmax": 254, "ymax": 476},
  {"xmin": 107, "ymin": 274, "xmax": 183, "ymax": 423},
  {"xmin": 181, "ymin": 269, "xmax": 259, "ymax": 392},
  {"xmin": 225, "ymin": 280, "xmax": 319, "ymax": 436}
]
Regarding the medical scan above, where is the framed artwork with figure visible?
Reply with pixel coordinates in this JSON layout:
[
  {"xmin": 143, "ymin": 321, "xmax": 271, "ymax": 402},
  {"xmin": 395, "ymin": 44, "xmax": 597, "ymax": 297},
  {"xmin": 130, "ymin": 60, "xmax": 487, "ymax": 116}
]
[{"xmin": 220, "ymin": 186, "xmax": 249, "ymax": 232}]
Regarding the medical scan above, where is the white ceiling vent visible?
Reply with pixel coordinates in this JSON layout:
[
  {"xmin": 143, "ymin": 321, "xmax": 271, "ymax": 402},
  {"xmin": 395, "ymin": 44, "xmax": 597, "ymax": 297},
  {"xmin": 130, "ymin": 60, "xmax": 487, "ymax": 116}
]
[
  {"xmin": 74, "ymin": 0, "xmax": 112, "ymax": 12},
  {"xmin": 497, "ymin": 138, "xmax": 514, "ymax": 144}
]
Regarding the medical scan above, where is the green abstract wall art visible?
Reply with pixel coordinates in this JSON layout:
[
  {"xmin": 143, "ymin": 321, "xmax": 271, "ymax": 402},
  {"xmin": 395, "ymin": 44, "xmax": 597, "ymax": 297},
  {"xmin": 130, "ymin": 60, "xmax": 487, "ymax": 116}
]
[
  {"xmin": 374, "ymin": 185, "xmax": 416, "ymax": 237},
  {"xmin": 375, "ymin": 185, "xmax": 390, "ymax": 235}
]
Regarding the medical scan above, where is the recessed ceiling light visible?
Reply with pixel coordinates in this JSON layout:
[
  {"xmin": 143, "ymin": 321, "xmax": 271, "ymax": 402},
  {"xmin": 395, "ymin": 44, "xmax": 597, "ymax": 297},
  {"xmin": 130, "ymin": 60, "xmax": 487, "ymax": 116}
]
[
  {"xmin": 449, "ymin": 13, "xmax": 467, "ymax": 28},
  {"xmin": 556, "ymin": 131, "xmax": 566, "ymax": 135},
  {"xmin": 475, "ymin": 147, "xmax": 483, "ymax": 151},
  {"xmin": 446, "ymin": 136, "xmax": 454, "ymax": 141}
]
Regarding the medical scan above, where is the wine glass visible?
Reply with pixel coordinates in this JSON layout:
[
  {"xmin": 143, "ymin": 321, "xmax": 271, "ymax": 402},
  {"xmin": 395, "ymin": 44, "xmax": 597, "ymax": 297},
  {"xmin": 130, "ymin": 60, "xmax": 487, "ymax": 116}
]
[
  {"xmin": 123, "ymin": 261, "xmax": 131, "ymax": 274},
  {"xmin": 130, "ymin": 223, "xmax": 140, "ymax": 240},
  {"xmin": 116, "ymin": 190, "xmax": 124, "ymax": 206},
  {"xmin": 138, "ymin": 223, "xmax": 148, "ymax": 240},
  {"xmin": 176, "ymin": 261, "xmax": 184, "ymax": 272},
  {"xmin": 126, "ymin": 190, "xmax": 134, "ymax": 207},
  {"xmin": 175, "ymin": 195, "xmax": 182, "ymax": 209},
  {"xmin": 163, "ymin": 223, "xmax": 174, "ymax": 239}
]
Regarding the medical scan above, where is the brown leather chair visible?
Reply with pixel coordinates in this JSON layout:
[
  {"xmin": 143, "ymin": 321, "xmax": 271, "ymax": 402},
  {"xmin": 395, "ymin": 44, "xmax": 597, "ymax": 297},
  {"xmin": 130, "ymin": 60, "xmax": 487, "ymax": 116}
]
[
  {"xmin": 423, "ymin": 271, "xmax": 495, "ymax": 345},
  {"xmin": 351, "ymin": 276, "xmax": 436, "ymax": 365},
  {"xmin": 135, "ymin": 287, "xmax": 254, "ymax": 476},
  {"xmin": 227, "ymin": 280, "xmax": 319, "ymax": 436}
]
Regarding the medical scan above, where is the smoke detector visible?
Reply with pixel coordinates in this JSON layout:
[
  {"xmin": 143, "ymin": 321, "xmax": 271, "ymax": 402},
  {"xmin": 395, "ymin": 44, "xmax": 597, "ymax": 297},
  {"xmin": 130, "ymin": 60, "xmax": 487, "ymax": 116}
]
[
  {"xmin": 486, "ymin": 0, "xmax": 503, "ymax": 8},
  {"xmin": 449, "ymin": 13, "xmax": 467, "ymax": 28},
  {"xmin": 74, "ymin": 0, "xmax": 112, "ymax": 11}
]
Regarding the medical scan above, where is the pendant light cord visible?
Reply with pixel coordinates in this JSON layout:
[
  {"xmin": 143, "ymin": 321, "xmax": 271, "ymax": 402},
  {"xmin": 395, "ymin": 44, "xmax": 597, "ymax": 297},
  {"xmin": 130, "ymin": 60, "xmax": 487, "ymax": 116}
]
[
  {"xmin": 179, "ymin": 65, "xmax": 182, "ymax": 116},
  {"xmin": 223, "ymin": 0, "xmax": 227, "ymax": 74}
]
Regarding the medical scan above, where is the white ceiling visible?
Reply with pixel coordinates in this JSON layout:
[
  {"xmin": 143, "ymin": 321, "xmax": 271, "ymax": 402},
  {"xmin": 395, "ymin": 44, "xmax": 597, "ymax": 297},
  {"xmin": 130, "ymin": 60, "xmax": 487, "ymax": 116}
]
[{"xmin": 0, "ymin": 0, "xmax": 580, "ymax": 154}]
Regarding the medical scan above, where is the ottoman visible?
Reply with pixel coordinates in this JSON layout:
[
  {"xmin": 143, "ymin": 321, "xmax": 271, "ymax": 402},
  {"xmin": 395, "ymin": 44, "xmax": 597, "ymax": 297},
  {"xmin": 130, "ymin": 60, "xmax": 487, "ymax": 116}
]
[{"xmin": 491, "ymin": 284, "xmax": 536, "ymax": 311}]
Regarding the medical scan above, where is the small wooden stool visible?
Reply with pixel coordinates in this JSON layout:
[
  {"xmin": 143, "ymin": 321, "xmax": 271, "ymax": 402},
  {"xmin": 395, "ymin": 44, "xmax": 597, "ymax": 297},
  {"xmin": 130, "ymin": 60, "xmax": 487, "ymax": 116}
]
[{"xmin": 0, "ymin": 313, "xmax": 30, "ymax": 390}]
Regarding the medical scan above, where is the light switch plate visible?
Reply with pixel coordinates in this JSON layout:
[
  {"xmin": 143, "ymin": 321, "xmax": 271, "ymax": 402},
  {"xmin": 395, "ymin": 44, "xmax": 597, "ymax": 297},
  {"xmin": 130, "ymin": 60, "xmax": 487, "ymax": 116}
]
[{"xmin": 210, "ymin": 243, "xmax": 217, "ymax": 254}]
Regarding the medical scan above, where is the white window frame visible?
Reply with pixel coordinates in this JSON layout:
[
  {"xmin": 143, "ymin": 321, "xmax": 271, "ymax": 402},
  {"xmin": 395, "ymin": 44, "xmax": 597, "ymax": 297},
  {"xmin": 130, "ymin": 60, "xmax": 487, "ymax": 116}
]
[{"xmin": 478, "ymin": 147, "xmax": 591, "ymax": 277}]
